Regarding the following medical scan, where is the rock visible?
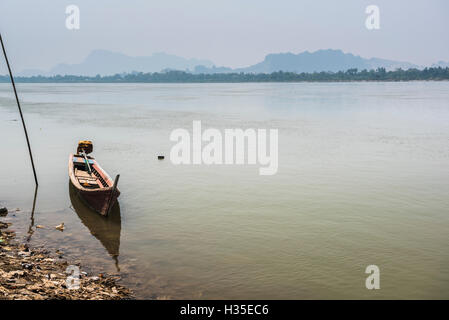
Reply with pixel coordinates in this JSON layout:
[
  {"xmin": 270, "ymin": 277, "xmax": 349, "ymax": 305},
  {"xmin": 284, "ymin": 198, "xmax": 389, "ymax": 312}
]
[
  {"xmin": 21, "ymin": 263, "xmax": 33, "ymax": 270},
  {"xmin": 18, "ymin": 251, "xmax": 31, "ymax": 257},
  {"xmin": 0, "ymin": 206, "xmax": 7, "ymax": 216},
  {"xmin": 55, "ymin": 223, "xmax": 65, "ymax": 232},
  {"xmin": 0, "ymin": 222, "xmax": 9, "ymax": 229},
  {"xmin": 8, "ymin": 270, "xmax": 25, "ymax": 277}
]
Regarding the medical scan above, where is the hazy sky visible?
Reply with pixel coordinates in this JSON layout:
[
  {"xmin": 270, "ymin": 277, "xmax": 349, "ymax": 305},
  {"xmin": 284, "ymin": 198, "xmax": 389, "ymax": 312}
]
[{"xmin": 0, "ymin": 0, "xmax": 448, "ymax": 72}]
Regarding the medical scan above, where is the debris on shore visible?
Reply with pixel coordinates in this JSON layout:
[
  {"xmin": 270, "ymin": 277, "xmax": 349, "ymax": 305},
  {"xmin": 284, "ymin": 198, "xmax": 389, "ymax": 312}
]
[{"xmin": 0, "ymin": 219, "xmax": 132, "ymax": 300}]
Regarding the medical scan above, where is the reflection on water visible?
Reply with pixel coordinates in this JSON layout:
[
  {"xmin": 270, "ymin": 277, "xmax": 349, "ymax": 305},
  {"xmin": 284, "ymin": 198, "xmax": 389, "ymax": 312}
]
[
  {"xmin": 26, "ymin": 186, "xmax": 39, "ymax": 242},
  {"xmin": 69, "ymin": 182, "xmax": 121, "ymax": 271}
]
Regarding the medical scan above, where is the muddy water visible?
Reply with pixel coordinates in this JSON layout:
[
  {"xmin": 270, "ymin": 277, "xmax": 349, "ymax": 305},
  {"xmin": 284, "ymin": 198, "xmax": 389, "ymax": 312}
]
[{"xmin": 0, "ymin": 82, "xmax": 448, "ymax": 299}]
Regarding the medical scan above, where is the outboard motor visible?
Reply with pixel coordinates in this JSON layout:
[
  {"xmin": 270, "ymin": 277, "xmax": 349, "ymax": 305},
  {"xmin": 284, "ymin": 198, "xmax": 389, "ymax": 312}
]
[{"xmin": 77, "ymin": 140, "xmax": 93, "ymax": 154}]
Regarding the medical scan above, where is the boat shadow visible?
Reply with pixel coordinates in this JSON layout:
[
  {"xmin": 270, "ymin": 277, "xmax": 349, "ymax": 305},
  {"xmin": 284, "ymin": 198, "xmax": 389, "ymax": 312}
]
[{"xmin": 69, "ymin": 182, "xmax": 122, "ymax": 271}]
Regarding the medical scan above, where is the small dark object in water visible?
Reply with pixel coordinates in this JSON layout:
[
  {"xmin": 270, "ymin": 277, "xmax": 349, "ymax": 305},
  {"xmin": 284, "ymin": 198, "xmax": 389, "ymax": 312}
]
[{"xmin": 158, "ymin": 155, "xmax": 165, "ymax": 160}]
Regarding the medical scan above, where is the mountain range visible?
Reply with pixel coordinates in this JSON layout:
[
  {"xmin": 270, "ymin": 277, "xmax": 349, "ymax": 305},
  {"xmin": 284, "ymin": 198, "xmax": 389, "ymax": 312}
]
[
  {"xmin": 17, "ymin": 49, "xmax": 445, "ymax": 77},
  {"xmin": 18, "ymin": 50, "xmax": 214, "ymax": 77}
]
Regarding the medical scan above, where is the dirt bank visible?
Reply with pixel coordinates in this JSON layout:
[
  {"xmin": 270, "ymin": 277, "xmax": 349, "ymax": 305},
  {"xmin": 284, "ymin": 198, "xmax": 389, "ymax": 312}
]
[{"xmin": 0, "ymin": 218, "xmax": 132, "ymax": 300}]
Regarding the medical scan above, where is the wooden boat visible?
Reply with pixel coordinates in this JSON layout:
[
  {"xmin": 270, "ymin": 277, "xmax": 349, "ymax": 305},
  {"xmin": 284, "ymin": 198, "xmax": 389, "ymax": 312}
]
[{"xmin": 68, "ymin": 141, "xmax": 120, "ymax": 216}]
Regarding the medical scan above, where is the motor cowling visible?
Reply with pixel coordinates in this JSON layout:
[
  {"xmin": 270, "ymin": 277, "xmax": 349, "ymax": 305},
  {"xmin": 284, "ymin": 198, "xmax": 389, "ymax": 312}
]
[{"xmin": 77, "ymin": 140, "xmax": 93, "ymax": 154}]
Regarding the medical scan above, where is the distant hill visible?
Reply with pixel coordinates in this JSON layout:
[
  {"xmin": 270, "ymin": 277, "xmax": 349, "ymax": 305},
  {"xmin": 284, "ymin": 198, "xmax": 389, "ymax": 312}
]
[
  {"xmin": 195, "ymin": 49, "xmax": 419, "ymax": 74},
  {"xmin": 18, "ymin": 50, "xmax": 214, "ymax": 76},
  {"xmin": 193, "ymin": 65, "xmax": 233, "ymax": 74},
  {"xmin": 432, "ymin": 61, "xmax": 449, "ymax": 68}
]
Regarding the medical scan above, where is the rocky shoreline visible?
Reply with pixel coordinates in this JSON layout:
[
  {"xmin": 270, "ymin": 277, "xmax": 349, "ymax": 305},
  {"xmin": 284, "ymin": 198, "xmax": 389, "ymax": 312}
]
[{"xmin": 0, "ymin": 211, "xmax": 132, "ymax": 300}]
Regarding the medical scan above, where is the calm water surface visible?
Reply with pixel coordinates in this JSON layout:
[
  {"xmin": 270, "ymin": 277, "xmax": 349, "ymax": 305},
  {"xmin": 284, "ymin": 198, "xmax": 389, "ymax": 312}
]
[{"xmin": 0, "ymin": 82, "xmax": 448, "ymax": 299}]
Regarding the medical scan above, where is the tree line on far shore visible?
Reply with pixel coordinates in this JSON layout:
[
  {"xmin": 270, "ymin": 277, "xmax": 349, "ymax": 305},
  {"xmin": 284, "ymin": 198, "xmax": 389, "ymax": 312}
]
[{"xmin": 1, "ymin": 67, "xmax": 449, "ymax": 83}]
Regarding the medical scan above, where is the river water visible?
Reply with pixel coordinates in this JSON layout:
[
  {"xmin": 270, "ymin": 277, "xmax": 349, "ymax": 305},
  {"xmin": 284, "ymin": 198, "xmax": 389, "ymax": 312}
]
[{"xmin": 0, "ymin": 82, "xmax": 448, "ymax": 299}]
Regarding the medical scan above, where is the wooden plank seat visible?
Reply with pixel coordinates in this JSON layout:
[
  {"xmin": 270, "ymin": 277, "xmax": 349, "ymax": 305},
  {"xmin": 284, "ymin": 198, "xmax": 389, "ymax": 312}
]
[{"xmin": 75, "ymin": 168, "xmax": 100, "ymax": 187}]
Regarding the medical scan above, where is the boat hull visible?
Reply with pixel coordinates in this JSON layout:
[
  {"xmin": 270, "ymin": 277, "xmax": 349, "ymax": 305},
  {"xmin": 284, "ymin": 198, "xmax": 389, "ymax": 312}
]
[
  {"xmin": 68, "ymin": 154, "xmax": 120, "ymax": 216},
  {"xmin": 69, "ymin": 182, "xmax": 121, "ymax": 258}
]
